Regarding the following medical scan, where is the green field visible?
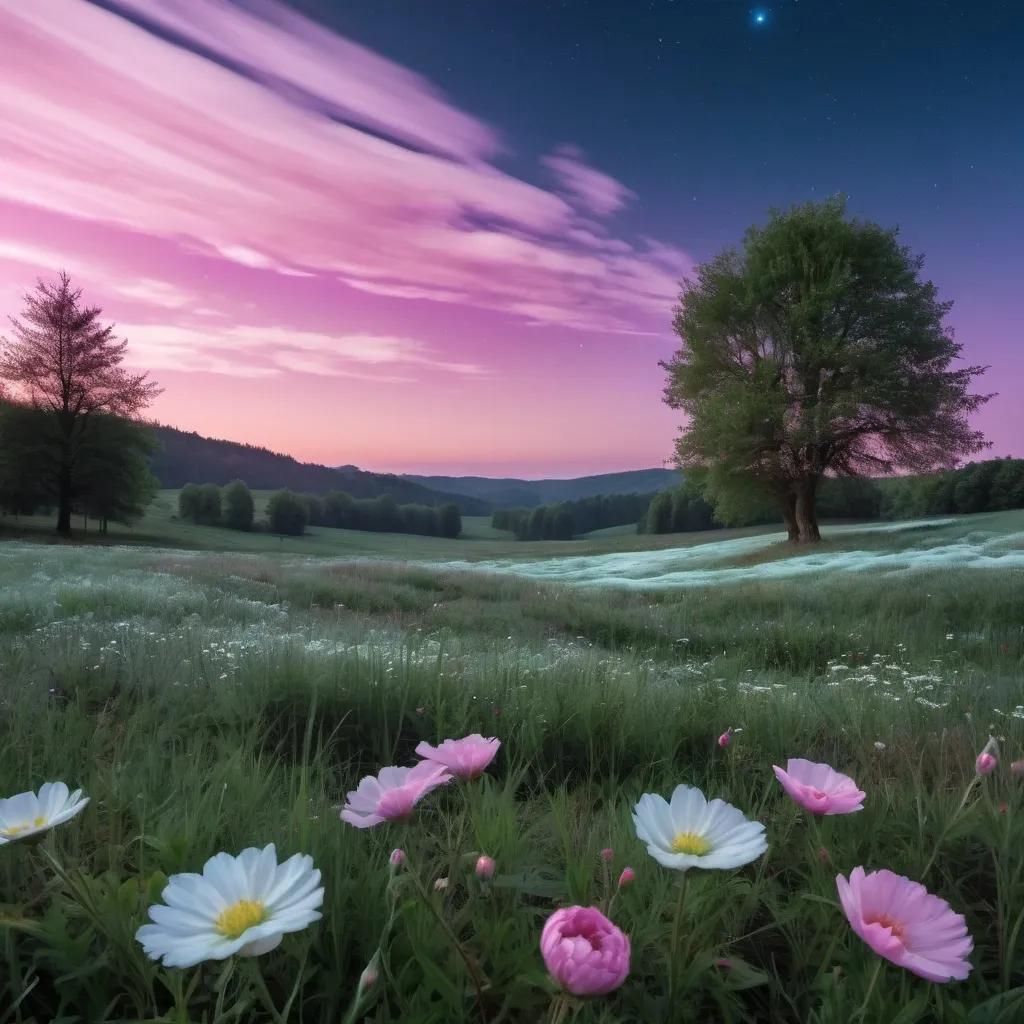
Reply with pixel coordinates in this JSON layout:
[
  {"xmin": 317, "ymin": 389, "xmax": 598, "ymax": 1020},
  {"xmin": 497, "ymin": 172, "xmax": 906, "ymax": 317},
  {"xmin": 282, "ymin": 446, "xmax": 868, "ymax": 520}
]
[{"xmin": 2, "ymin": 511, "xmax": 1024, "ymax": 1021}]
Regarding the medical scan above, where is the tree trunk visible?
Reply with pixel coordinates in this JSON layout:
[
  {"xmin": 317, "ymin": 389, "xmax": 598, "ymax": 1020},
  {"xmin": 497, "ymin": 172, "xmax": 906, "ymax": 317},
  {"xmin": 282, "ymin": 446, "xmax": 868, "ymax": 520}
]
[
  {"xmin": 795, "ymin": 479, "xmax": 822, "ymax": 543},
  {"xmin": 56, "ymin": 469, "xmax": 73, "ymax": 536},
  {"xmin": 777, "ymin": 489, "xmax": 800, "ymax": 544}
]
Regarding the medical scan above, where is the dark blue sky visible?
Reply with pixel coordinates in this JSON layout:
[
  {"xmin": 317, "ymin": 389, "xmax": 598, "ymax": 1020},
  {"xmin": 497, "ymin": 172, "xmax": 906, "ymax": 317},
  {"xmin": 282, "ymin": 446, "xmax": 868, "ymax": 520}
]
[{"xmin": 307, "ymin": 0, "xmax": 1022, "ymax": 266}]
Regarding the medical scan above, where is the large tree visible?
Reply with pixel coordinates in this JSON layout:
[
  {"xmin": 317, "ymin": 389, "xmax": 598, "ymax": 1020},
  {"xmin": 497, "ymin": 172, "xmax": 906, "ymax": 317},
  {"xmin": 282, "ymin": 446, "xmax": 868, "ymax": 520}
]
[
  {"xmin": 0, "ymin": 272, "xmax": 161, "ymax": 534},
  {"xmin": 661, "ymin": 197, "xmax": 991, "ymax": 543}
]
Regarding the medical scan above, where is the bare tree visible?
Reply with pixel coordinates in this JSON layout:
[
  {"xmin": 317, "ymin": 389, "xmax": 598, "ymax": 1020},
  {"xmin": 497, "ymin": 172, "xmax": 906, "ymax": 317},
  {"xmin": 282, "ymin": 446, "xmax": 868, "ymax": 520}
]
[{"xmin": 0, "ymin": 272, "xmax": 162, "ymax": 534}]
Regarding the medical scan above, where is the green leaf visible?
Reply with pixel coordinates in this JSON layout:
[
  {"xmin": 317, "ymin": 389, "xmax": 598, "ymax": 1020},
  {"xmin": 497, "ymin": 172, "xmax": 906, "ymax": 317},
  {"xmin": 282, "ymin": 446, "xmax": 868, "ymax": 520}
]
[
  {"xmin": 968, "ymin": 988, "xmax": 1024, "ymax": 1024},
  {"xmin": 491, "ymin": 867, "xmax": 567, "ymax": 899}
]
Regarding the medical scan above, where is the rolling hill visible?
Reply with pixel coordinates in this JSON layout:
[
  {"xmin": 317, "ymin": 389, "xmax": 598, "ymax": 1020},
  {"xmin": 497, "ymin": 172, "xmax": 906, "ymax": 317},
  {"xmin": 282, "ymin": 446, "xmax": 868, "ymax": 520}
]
[
  {"xmin": 147, "ymin": 425, "xmax": 492, "ymax": 514},
  {"xmin": 400, "ymin": 468, "xmax": 680, "ymax": 508}
]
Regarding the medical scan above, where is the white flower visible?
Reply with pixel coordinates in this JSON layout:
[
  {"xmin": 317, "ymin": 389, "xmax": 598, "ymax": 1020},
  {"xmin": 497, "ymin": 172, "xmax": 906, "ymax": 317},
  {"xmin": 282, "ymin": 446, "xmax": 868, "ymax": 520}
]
[
  {"xmin": 136, "ymin": 844, "xmax": 323, "ymax": 968},
  {"xmin": 0, "ymin": 783, "xmax": 88, "ymax": 845},
  {"xmin": 632, "ymin": 785, "xmax": 767, "ymax": 871}
]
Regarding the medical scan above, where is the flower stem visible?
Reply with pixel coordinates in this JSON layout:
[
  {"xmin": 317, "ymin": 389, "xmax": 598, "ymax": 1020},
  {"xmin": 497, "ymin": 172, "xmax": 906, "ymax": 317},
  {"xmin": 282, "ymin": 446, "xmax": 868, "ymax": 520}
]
[
  {"xmin": 406, "ymin": 859, "xmax": 488, "ymax": 1024},
  {"xmin": 921, "ymin": 775, "xmax": 977, "ymax": 878},
  {"xmin": 548, "ymin": 993, "xmax": 571, "ymax": 1024},
  {"xmin": 248, "ymin": 960, "xmax": 285, "ymax": 1024},
  {"xmin": 668, "ymin": 872, "xmax": 689, "ymax": 1002},
  {"xmin": 857, "ymin": 959, "xmax": 882, "ymax": 1019}
]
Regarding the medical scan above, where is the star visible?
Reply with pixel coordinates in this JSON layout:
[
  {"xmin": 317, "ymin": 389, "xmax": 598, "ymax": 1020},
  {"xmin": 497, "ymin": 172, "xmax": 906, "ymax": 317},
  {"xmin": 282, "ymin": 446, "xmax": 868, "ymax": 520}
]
[{"xmin": 753, "ymin": 9, "xmax": 768, "ymax": 26}]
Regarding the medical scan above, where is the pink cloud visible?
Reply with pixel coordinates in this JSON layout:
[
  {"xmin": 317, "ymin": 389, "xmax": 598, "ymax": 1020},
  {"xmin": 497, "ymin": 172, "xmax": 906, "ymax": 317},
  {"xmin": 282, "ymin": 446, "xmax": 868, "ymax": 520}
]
[
  {"xmin": 541, "ymin": 144, "xmax": 637, "ymax": 217},
  {"xmin": 0, "ymin": 0, "xmax": 692, "ymax": 344}
]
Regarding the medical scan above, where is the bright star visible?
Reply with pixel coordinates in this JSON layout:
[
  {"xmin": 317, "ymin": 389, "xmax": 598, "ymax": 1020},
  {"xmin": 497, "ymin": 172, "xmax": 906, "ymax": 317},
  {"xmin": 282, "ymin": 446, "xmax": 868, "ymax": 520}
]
[{"xmin": 753, "ymin": 10, "xmax": 767, "ymax": 25}]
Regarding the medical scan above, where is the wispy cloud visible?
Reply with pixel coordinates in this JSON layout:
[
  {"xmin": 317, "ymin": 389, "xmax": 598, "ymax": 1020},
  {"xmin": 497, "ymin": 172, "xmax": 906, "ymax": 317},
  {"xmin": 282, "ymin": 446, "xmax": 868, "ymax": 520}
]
[
  {"xmin": 117, "ymin": 323, "xmax": 487, "ymax": 379},
  {"xmin": 541, "ymin": 145, "xmax": 637, "ymax": 217},
  {"xmin": 0, "ymin": 0, "xmax": 692, "ymax": 338}
]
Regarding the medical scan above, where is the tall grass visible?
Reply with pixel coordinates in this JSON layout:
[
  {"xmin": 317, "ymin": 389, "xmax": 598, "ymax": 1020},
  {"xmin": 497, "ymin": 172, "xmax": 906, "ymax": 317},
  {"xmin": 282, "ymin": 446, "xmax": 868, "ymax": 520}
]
[{"xmin": 1, "ymin": 541, "xmax": 1023, "ymax": 1021}]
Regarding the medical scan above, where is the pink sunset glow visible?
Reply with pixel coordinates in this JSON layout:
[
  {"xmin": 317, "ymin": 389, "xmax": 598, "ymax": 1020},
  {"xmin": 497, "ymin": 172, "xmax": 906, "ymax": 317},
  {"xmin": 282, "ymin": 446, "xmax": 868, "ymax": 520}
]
[{"xmin": 0, "ymin": 0, "xmax": 1015, "ymax": 475}]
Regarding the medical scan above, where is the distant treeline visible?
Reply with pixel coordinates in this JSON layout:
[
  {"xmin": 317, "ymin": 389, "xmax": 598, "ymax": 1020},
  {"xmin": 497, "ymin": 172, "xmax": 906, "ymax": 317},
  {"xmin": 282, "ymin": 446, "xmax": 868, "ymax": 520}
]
[
  {"xmin": 492, "ymin": 493, "xmax": 654, "ymax": 540},
  {"xmin": 149, "ymin": 424, "xmax": 489, "ymax": 514},
  {"xmin": 881, "ymin": 458, "xmax": 1024, "ymax": 518},
  {"xmin": 178, "ymin": 481, "xmax": 461, "ymax": 538},
  {"xmin": 640, "ymin": 459, "xmax": 1024, "ymax": 536}
]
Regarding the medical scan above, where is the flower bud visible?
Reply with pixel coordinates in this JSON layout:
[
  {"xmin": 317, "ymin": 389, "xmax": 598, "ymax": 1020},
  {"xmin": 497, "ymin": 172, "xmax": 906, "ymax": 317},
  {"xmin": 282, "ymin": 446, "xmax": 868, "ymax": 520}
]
[
  {"xmin": 390, "ymin": 848, "xmax": 405, "ymax": 868},
  {"xmin": 599, "ymin": 848, "xmax": 614, "ymax": 862},
  {"xmin": 433, "ymin": 877, "xmax": 449, "ymax": 891},
  {"xmin": 977, "ymin": 752, "xmax": 997, "ymax": 775},
  {"xmin": 475, "ymin": 855, "xmax": 495, "ymax": 879},
  {"xmin": 617, "ymin": 867, "xmax": 635, "ymax": 888},
  {"xmin": 718, "ymin": 732, "xmax": 731, "ymax": 748},
  {"xmin": 359, "ymin": 966, "xmax": 377, "ymax": 988},
  {"xmin": 1011, "ymin": 760, "xmax": 1024, "ymax": 778}
]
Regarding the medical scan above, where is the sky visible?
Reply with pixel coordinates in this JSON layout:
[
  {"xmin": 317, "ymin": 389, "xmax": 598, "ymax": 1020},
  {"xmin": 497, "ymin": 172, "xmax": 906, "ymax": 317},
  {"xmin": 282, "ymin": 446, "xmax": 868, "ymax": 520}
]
[{"xmin": 0, "ymin": 0, "xmax": 1020, "ymax": 478}]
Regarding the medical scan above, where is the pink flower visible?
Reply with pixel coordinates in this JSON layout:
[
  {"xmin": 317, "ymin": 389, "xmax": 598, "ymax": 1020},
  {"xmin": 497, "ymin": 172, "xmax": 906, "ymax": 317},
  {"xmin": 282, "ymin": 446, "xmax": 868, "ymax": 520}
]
[
  {"xmin": 390, "ymin": 849, "xmax": 405, "ymax": 868},
  {"xmin": 359, "ymin": 965, "xmax": 377, "ymax": 988},
  {"xmin": 599, "ymin": 848, "xmax": 614, "ymax": 862},
  {"xmin": 540, "ymin": 906, "xmax": 630, "ymax": 997},
  {"xmin": 414, "ymin": 734, "xmax": 500, "ymax": 781},
  {"xmin": 340, "ymin": 762, "xmax": 452, "ymax": 828},
  {"xmin": 617, "ymin": 867, "xmax": 635, "ymax": 889},
  {"xmin": 718, "ymin": 732, "xmax": 731, "ymax": 748},
  {"xmin": 773, "ymin": 758, "xmax": 866, "ymax": 815},
  {"xmin": 475, "ymin": 855, "xmax": 495, "ymax": 879},
  {"xmin": 976, "ymin": 737, "xmax": 999, "ymax": 775},
  {"xmin": 818, "ymin": 846, "xmax": 829, "ymax": 862},
  {"xmin": 837, "ymin": 867, "xmax": 973, "ymax": 982}
]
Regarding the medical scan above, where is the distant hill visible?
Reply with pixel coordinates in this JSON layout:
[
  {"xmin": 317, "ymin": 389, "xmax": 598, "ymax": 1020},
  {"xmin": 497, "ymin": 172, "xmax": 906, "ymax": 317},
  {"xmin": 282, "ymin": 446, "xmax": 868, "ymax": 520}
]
[
  {"xmin": 400, "ymin": 468, "xmax": 681, "ymax": 508},
  {"xmin": 147, "ymin": 425, "xmax": 492, "ymax": 514}
]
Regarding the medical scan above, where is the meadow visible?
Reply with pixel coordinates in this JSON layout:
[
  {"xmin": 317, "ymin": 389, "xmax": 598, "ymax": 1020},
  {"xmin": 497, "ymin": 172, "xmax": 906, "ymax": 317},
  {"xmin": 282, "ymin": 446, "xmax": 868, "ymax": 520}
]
[{"xmin": 1, "ymin": 511, "xmax": 1024, "ymax": 1022}]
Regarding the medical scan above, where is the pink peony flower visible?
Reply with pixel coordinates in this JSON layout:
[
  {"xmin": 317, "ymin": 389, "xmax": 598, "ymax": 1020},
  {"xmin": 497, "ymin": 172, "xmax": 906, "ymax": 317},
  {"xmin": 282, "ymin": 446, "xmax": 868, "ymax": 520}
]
[
  {"xmin": 340, "ymin": 762, "xmax": 452, "ymax": 828},
  {"xmin": 415, "ymin": 734, "xmax": 500, "ymax": 781},
  {"xmin": 773, "ymin": 758, "xmax": 866, "ymax": 815},
  {"xmin": 617, "ymin": 867, "xmax": 635, "ymax": 889},
  {"xmin": 541, "ymin": 906, "xmax": 630, "ymax": 996},
  {"xmin": 475, "ymin": 855, "xmax": 495, "ymax": 879},
  {"xmin": 718, "ymin": 732, "xmax": 731, "ymax": 748},
  {"xmin": 837, "ymin": 867, "xmax": 973, "ymax": 982}
]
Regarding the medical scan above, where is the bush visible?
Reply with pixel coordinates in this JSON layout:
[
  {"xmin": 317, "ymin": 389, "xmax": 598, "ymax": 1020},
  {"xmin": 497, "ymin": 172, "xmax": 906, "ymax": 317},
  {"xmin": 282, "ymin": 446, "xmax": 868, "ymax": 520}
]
[
  {"xmin": 266, "ymin": 489, "xmax": 308, "ymax": 536},
  {"xmin": 438, "ymin": 501, "xmax": 462, "ymax": 538},
  {"xmin": 222, "ymin": 479, "xmax": 255, "ymax": 531}
]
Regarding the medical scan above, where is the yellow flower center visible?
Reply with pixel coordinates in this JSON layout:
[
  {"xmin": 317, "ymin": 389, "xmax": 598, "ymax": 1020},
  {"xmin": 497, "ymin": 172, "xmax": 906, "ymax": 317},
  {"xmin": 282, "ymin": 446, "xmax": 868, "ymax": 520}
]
[
  {"xmin": 670, "ymin": 831, "xmax": 712, "ymax": 856},
  {"xmin": 1, "ymin": 816, "xmax": 46, "ymax": 837},
  {"xmin": 214, "ymin": 899, "xmax": 267, "ymax": 939}
]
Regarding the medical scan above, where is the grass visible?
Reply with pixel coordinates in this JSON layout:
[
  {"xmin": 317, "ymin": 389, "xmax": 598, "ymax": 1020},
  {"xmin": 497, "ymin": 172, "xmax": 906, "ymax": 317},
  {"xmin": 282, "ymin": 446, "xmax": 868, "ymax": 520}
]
[{"xmin": 1, "ymin": 517, "xmax": 1024, "ymax": 1021}]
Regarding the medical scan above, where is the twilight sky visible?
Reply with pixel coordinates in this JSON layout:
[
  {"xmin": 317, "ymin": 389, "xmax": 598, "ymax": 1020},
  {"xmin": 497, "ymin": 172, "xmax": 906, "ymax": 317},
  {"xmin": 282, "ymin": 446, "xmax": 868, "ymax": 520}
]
[{"xmin": 0, "ymin": 0, "xmax": 1020, "ymax": 477}]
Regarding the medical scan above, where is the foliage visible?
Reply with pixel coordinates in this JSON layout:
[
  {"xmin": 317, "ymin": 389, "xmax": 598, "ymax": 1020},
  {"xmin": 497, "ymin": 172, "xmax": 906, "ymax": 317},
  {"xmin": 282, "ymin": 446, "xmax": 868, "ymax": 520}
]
[
  {"xmin": 0, "ymin": 272, "xmax": 161, "ymax": 533},
  {"xmin": 437, "ymin": 501, "xmax": 462, "ymax": 539},
  {"xmin": 266, "ymin": 489, "xmax": 309, "ymax": 536},
  {"xmin": 0, "ymin": 402, "xmax": 158, "ymax": 529},
  {"xmin": 0, "ymin": 540, "xmax": 1022, "ymax": 1021},
  {"xmin": 879, "ymin": 459, "xmax": 1024, "ymax": 521},
  {"xmin": 661, "ymin": 197, "xmax": 991, "ymax": 543},
  {"xmin": 494, "ymin": 494, "xmax": 656, "ymax": 540},
  {"xmin": 222, "ymin": 479, "xmax": 256, "ymax": 531}
]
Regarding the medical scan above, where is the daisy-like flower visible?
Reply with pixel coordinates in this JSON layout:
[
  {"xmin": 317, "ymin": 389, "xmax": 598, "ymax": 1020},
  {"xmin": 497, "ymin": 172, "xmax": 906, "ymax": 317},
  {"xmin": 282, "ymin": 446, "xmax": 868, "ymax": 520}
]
[
  {"xmin": 414, "ymin": 734, "xmax": 500, "ymax": 781},
  {"xmin": 632, "ymin": 784, "xmax": 767, "ymax": 871},
  {"xmin": 340, "ymin": 761, "xmax": 452, "ymax": 828},
  {"xmin": 837, "ymin": 867, "xmax": 973, "ymax": 982},
  {"xmin": 136, "ymin": 844, "xmax": 323, "ymax": 968},
  {"xmin": 0, "ymin": 782, "xmax": 88, "ymax": 846},
  {"xmin": 773, "ymin": 758, "xmax": 866, "ymax": 815}
]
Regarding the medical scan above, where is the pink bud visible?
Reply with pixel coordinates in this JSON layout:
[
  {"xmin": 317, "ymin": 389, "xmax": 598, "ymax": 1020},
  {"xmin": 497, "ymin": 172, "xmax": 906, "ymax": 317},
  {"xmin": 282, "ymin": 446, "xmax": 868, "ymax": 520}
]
[
  {"xmin": 540, "ymin": 906, "xmax": 629, "ymax": 996},
  {"xmin": 359, "ymin": 966, "xmax": 377, "ymax": 988},
  {"xmin": 818, "ymin": 846, "xmax": 828, "ymax": 862},
  {"xmin": 715, "ymin": 958, "xmax": 732, "ymax": 968},
  {"xmin": 976, "ymin": 753, "xmax": 997, "ymax": 775},
  {"xmin": 617, "ymin": 867, "xmax": 635, "ymax": 888},
  {"xmin": 475, "ymin": 855, "xmax": 495, "ymax": 879},
  {"xmin": 599, "ymin": 848, "xmax": 614, "ymax": 862},
  {"xmin": 390, "ymin": 848, "xmax": 405, "ymax": 868},
  {"xmin": 1011, "ymin": 760, "xmax": 1024, "ymax": 778},
  {"xmin": 718, "ymin": 732, "xmax": 731, "ymax": 748}
]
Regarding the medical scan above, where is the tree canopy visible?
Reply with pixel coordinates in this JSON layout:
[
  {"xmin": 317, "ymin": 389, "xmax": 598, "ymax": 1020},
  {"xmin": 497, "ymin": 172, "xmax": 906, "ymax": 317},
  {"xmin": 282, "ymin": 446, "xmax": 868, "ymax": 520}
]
[
  {"xmin": 661, "ymin": 197, "xmax": 991, "ymax": 542},
  {"xmin": 0, "ymin": 273, "xmax": 161, "ymax": 534}
]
